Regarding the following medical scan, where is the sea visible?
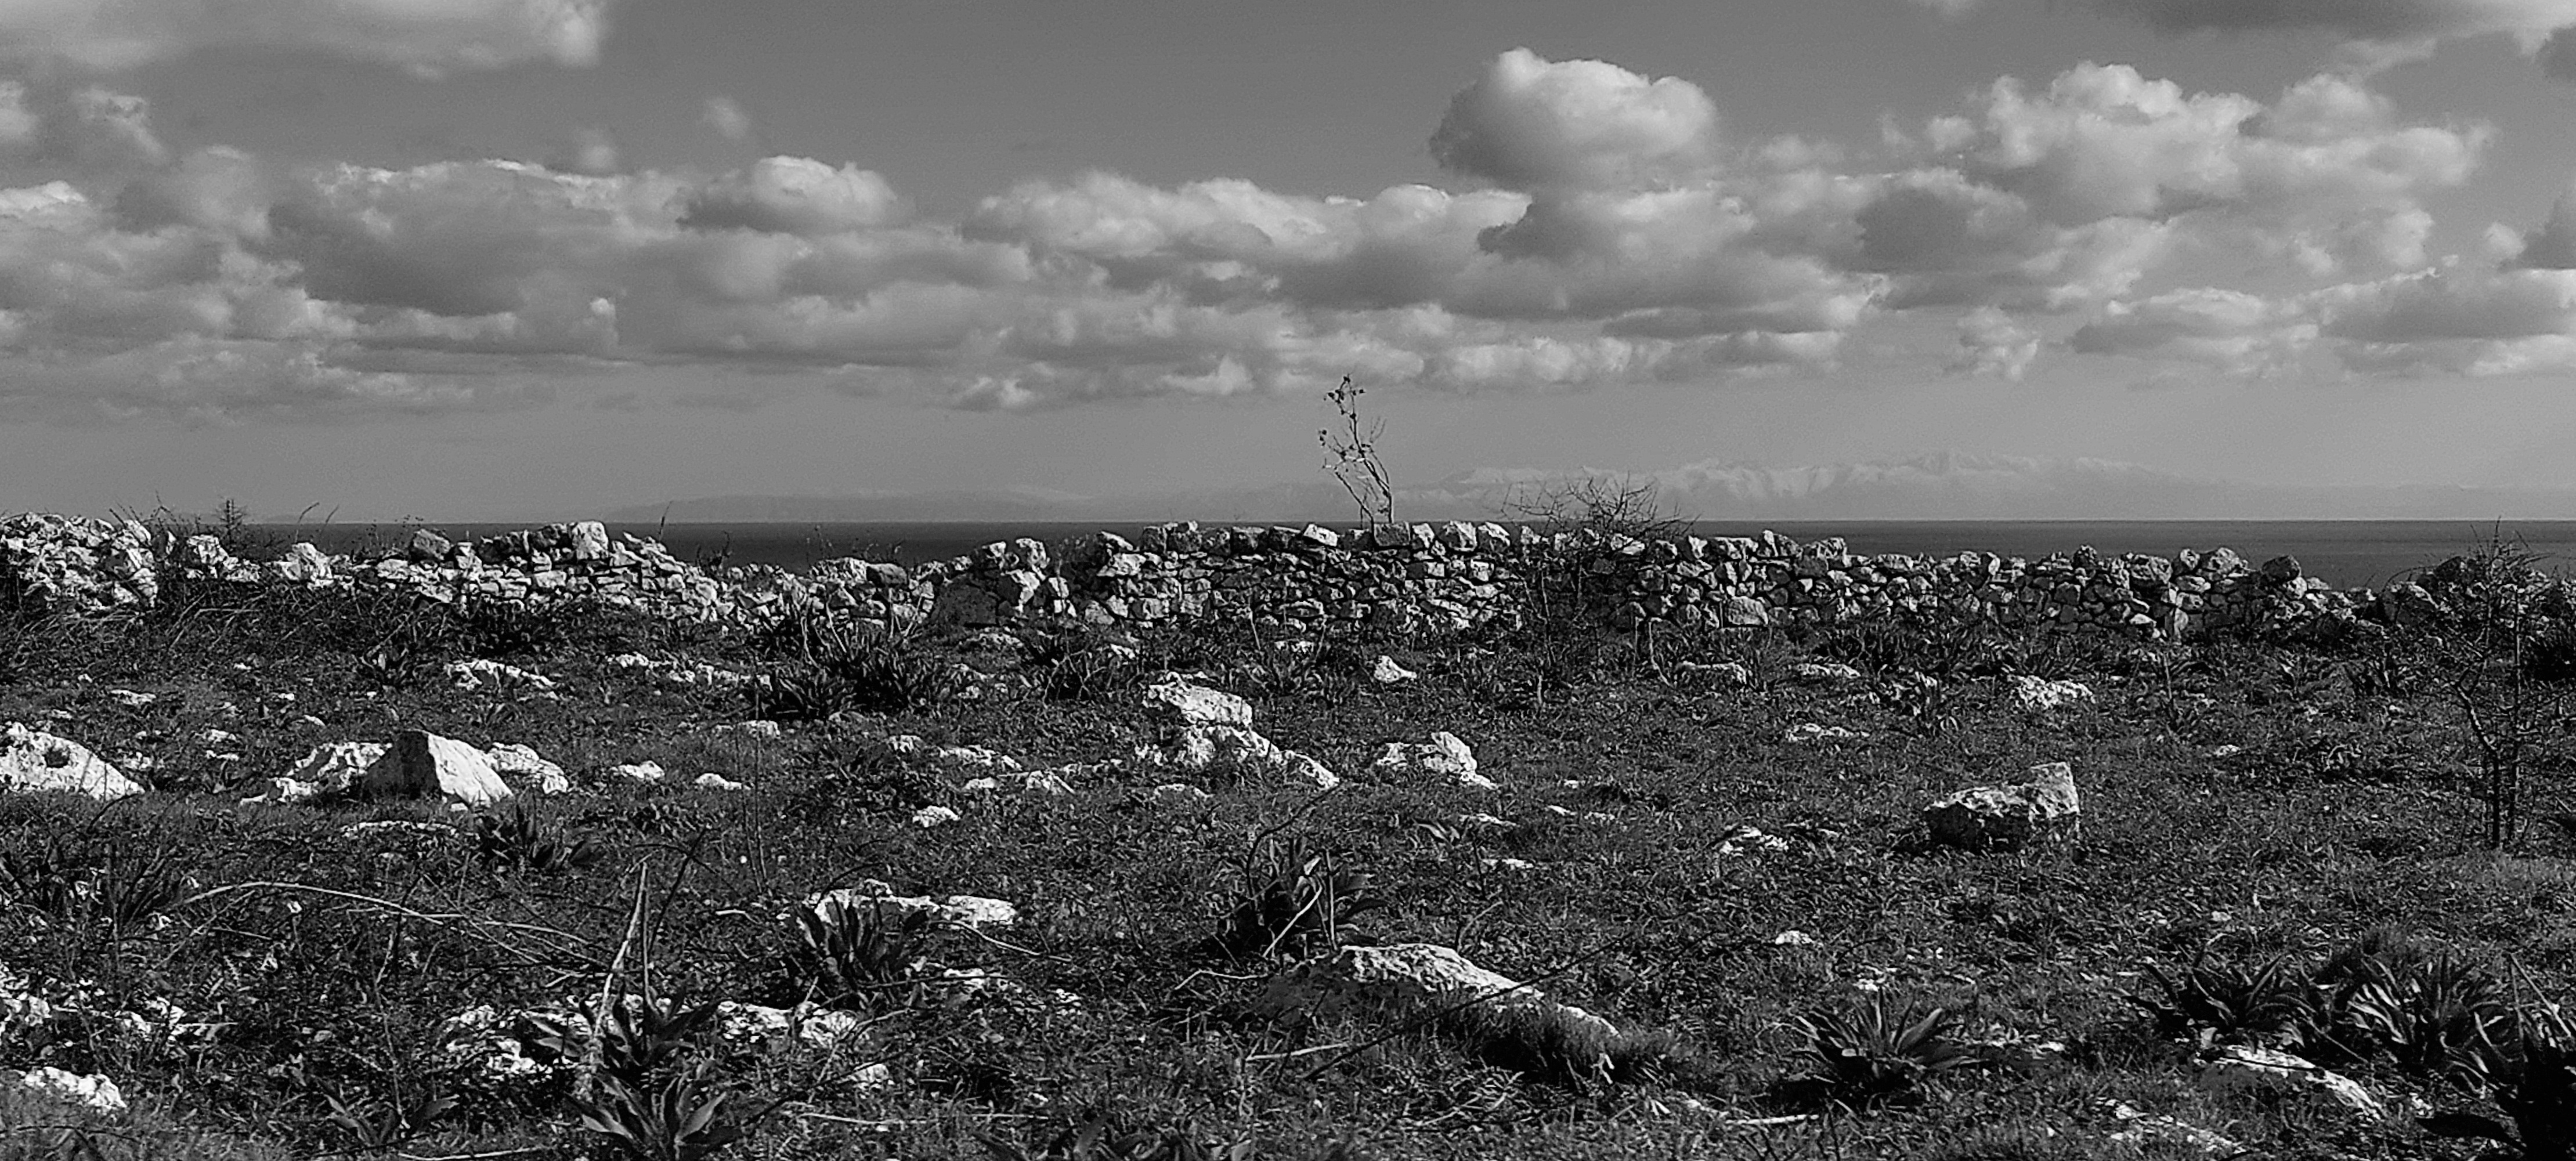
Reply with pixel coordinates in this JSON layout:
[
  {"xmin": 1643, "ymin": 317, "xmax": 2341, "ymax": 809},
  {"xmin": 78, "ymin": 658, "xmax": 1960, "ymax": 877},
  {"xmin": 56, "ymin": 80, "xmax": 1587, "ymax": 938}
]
[{"xmin": 240, "ymin": 519, "xmax": 2576, "ymax": 589}]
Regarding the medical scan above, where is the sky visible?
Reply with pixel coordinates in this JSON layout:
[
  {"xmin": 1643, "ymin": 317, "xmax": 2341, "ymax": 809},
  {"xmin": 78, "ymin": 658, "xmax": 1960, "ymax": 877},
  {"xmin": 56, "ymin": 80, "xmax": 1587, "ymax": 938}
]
[{"xmin": 7, "ymin": 0, "xmax": 2576, "ymax": 519}]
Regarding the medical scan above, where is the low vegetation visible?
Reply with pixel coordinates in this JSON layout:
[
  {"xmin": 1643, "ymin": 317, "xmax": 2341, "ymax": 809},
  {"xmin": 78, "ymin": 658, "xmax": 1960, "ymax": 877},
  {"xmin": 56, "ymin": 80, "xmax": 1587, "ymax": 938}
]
[{"xmin": 2, "ymin": 524, "xmax": 2576, "ymax": 1160}]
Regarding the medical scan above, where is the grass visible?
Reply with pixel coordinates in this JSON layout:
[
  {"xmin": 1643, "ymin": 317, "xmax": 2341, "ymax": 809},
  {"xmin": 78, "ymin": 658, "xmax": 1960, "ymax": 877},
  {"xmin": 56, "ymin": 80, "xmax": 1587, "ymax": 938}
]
[{"xmin": 0, "ymin": 541, "xmax": 2573, "ymax": 1159}]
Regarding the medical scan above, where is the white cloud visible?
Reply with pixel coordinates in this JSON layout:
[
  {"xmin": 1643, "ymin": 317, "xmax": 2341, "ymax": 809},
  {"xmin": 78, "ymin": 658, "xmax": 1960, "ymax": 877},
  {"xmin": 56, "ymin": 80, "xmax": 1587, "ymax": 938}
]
[
  {"xmin": 1948, "ymin": 306, "xmax": 2041, "ymax": 379},
  {"xmin": 682, "ymin": 157, "xmax": 909, "ymax": 236},
  {"xmin": 1428, "ymin": 48, "xmax": 1721, "ymax": 190},
  {"xmin": 2068, "ymin": 288, "xmax": 2317, "ymax": 375},
  {"xmin": 0, "ymin": 0, "xmax": 618, "ymax": 74}
]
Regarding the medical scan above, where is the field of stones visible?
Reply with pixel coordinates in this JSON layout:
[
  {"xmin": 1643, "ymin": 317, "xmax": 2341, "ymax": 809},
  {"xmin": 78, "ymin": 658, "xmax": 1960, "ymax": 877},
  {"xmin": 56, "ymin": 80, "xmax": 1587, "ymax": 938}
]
[{"xmin": 3, "ymin": 521, "xmax": 2576, "ymax": 1160}]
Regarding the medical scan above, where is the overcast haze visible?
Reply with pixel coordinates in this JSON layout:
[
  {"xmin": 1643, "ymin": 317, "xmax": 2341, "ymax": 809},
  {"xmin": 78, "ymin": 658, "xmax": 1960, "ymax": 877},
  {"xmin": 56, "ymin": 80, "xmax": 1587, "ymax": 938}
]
[{"xmin": 7, "ymin": 0, "xmax": 2576, "ymax": 520}]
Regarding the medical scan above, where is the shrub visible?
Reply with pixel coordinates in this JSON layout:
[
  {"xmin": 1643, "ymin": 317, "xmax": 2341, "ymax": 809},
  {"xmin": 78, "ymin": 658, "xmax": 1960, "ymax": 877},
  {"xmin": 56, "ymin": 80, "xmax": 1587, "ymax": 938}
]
[
  {"xmin": 468, "ymin": 802, "xmax": 602, "ymax": 876},
  {"xmin": 1206, "ymin": 836, "xmax": 1385, "ymax": 962},
  {"xmin": 2132, "ymin": 950, "xmax": 2318, "ymax": 1050},
  {"xmin": 1777, "ymin": 994, "xmax": 1984, "ymax": 1110},
  {"xmin": 794, "ymin": 894, "xmax": 930, "ymax": 1012}
]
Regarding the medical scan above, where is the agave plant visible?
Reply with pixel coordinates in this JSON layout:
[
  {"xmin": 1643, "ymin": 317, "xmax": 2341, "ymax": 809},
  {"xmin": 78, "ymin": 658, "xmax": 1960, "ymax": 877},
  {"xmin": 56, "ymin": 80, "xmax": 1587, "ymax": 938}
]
[
  {"xmin": 2329, "ymin": 951, "xmax": 2516, "ymax": 1087},
  {"xmin": 2133, "ymin": 950, "xmax": 2320, "ymax": 1050},
  {"xmin": 469, "ymin": 801, "xmax": 602, "ymax": 875},
  {"xmin": 1780, "ymin": 994, "xmax": 1985, "ymax": 1110},
  {"xmin": 575, "ymin": 1058, "xmax": 757, "ymax": 1161},
  {"xmin": 796, "ymin": 894, "xmax": 930, "ymax": 1011},
  {"xmin": 1209, "ymin": 836, "xmax": 1386, "ymax": 961},
  {"xmin": 2422, "ymin": 1003, "xmax": 2576, "ymax": 1161}
]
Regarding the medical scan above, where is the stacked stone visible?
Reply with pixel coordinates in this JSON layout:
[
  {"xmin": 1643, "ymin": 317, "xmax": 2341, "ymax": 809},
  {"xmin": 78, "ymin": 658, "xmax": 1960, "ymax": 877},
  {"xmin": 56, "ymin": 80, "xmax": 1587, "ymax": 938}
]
[
  {"xmin": 924, "ymin": 538, "xmax": 1065, "ymax": 628},
  {"xmin": 1045, "ymin": 520, "xmax": 1518, "ymax": 635},
  {"xmin": 0, "ymin": 515, "xmax": 158, "ymax": 613},
  {"xmin": 365, "ymin": 522, "xmax": 730, "ymax": 621},
  {"xmin": 1605, "ymin": 538, "xmax": 2371, "ymax": 643},
  {"xmin": 0, "ymin": 512, "xmax": 2419, "ymax": 646}
]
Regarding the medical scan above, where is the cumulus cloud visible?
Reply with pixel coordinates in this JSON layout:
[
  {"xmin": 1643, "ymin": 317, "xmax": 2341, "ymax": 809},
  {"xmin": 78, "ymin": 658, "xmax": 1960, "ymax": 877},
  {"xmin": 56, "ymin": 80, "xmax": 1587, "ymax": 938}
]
[
  {"xmin": 681, "ymin": 157, "xmax": 908, "ymax": 236},
  {"xmin": 1429, "ymin": 48, "xmax": 1720, "ymax": 190},
  {"xmin": 2068, "ymin": 288, "xmax": 2318, "ymax": 375},
  {"xmin": 0, "ymin": 45, "xmax": 2532, "ymax": 420},
  {"xmin": 0, "ymin": 0, "xmax": 619, "ymax": 74},
  {"xmin": 1922, "ymin": 0, "xmax": 2576, "ymax": 78},
  {"xmin": 1948, "ymin": 306, "xmax": 2041, "ymax": 379}
]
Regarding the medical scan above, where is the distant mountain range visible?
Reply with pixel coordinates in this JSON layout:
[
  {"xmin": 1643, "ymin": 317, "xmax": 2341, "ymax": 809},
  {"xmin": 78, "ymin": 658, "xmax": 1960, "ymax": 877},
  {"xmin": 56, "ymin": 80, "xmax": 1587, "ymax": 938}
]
[{"xmin": 598, "ymin": 452, "xmax": 2576, "ymax": 524}]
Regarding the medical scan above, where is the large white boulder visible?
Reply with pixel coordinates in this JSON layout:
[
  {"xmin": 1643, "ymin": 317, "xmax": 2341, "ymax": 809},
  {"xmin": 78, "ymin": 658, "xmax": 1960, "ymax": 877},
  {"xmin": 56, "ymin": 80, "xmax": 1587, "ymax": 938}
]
[
  {"xmin": 1140, "ymin": 675, "xmax": 1253, "ymax": 728},
  {"xmin": 1, "ymin": 724, "xmax": 142, "ymax": 801},
  {"xmin": 1924, "ymin": 761, "xmax": 2079, "ymax": 851},
  {"xmin": 360, "ymin": 730, "xmax": 513, "ymax": 806}
]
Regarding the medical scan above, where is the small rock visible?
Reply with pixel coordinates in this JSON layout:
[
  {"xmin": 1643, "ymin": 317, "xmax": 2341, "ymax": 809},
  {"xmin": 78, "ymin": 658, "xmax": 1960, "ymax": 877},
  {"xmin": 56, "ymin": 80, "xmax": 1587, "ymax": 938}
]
[
  {"xmin": 1790, "ymin": 661, "xmax": 1862, "ymax": 685},
  {"xmin": 1371, "ymin": 655, "xmax": 1419, "ymax": 684},
  {"xmin": 104, "ymin": 689, "xmax": 155, "ymax": 708},
  {"xmin": 2010, "ymin": 675, "xmax": 2096, "ymax": 712},
  {"xmin": 609, "ymin": 761, "xmax": 667, "ymax": 784},
  {"xmin": 17, "ymin": 1066, "xmax": 125, "ymax": 1114},
  {"xmin": 1371, "ymin": 732, "xmax": 1490, "ymax": 790},
  {"xmin": 1139, "ymin": 675, "xmax": 1254, "ymax": 729},
  {"xmin": 805, "ymin": 885, "xmax": 1017, "ymax": 930},
  {"xmin": 359, "ymin": 731, "xmax": 514, "ymax": 806},
  {"xmin": 910, "ymin": 805, "xmax": 960, "ymax": 829},
  {"xmin": 2196, "ymin": 1044, "xmax": 2384, "ymax": 1120},
  {"xmin": 1149, "ymin": 783, "xmax": 1213, "ymax": 806},
  {"xmin": 694, "ymin": 772, "xmax": 746, "ymax": 791},
  {"xmin": 1924, "ymin": 762, "xmax": 2080, "ymax": 852},
  {"xmin": 1783, "ymin": 722, "xmax": 1867, "ymax": 744}
]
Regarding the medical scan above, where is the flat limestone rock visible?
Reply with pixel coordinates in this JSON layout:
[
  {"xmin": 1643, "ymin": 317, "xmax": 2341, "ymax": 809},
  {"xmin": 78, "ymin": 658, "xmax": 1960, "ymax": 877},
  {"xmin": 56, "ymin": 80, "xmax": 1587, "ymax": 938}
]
[
  {"xmin": 1371, "ymin": 732, "xmax": 1491, "ymax": 790},
  {"xmin": 1139, "ymin": 676, "xmax": 1253, "ymax": 729},
  {"xmin": 360, "ymin": 730, "xmax": 513, "ymax": 806},
  {"xmin": 1258, "ymin": 942, "xmax": 1618, "ymax": 1055},
  {"xmin": 1, "ymin": 724, "xmax": 142, "ymax": 801}
]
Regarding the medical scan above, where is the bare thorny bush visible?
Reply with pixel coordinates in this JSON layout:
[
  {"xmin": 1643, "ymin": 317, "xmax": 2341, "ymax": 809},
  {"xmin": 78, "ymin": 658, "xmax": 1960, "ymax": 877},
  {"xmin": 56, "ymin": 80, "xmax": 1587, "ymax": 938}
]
[
  {"xmin": 2406, "ymin": 534, "xmax": 2576, "ymax": 849},
  {"xmin": 1318, "ymin": 377, "xmax": 1395, "ymax": 532}
]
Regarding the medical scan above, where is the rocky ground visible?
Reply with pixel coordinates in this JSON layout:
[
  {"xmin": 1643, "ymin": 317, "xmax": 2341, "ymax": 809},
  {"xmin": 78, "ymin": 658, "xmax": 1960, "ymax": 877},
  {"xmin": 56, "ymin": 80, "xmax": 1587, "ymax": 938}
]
[{"xmin": 0, "ymin": 549, "xmax": 2572, "ymax": 1160}]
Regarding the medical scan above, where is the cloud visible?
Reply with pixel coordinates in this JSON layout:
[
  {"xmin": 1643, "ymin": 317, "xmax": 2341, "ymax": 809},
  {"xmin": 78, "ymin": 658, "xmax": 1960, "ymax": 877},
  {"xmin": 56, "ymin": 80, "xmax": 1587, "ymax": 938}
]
[
  {"xmin": 703, "ymin": 96, "xmax": 754, "ymax": 142},
  {"xmin": 1920, "ymin": 0, "xmax": 2576, "ymax": 78},
  {"xmin": 1917, "ymin": 64, "xmax": 2481, "ymax": 277},
  {"xmin": 1948, "ymin": 306, "xmax": 2041, "ymax": 379},
  {"xmin": 0, "ymin": 46, "xmax": 2529, "ymax": 421},
  {"xmin": 2100, "ymin": 0, "xmax": 2576, "ymax": 45},
  {"xmin": 0, "ymin": 82, "xmax": 167, "ymax": 171},
  {"xmin": 2068, "ymin": 287, "xmax": 2317, "ymax": 374},
  {"xmin": 2066, "ymin": 185, "xmax": 2576, "ymax": 378},
  {"xmin": 2511, "ymin": 182, "xmax": 2576, "ymax": 268},
  {"xmin": 1428, "ymin": 48, "xmax": 1720, "ymax": 190},
  {"xmin": 0, "ymin": 0, "xmax": 619, "ymax": 74},
  {"xmin": 681, "ymin": 157, "xmax": 908, "ymax": 236},
  {"xmin": 550, "ymin": 128, "xmax": 623, "ymax": 176}
]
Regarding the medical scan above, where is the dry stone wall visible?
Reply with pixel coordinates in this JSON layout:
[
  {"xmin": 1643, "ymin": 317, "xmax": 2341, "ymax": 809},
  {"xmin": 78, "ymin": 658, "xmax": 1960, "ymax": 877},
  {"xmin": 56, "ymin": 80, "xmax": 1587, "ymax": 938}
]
[{"xmin": 0, "ymin": 512, "xmax": 2393, "ymax": 645}]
